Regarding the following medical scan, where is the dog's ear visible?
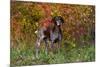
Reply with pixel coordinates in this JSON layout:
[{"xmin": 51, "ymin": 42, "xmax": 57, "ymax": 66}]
[
  {"xmin": 52, "ymin": 16, "xmax": 56, "ymax": 24},
  {"xmin": 58, "ymin": 16, "xmax": 64, "ymax": 23}
]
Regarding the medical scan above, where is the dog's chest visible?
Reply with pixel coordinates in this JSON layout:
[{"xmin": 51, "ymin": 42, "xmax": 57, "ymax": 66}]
[{"xmin": 51, "ymin": 28, "xmax": 60, "ymax": 41}]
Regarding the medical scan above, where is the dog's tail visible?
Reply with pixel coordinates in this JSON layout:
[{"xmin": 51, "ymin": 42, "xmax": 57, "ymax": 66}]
[
  {"xmin": 34, "ymin": 30, "xmax": 39, "ymax": 38},
  {"xmin": 35, "ymin": 30, "xmax": 38, "ymax": 34}
]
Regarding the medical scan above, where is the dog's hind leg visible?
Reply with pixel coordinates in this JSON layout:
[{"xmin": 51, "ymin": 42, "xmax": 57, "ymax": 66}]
[
  {"xmin": 35, "ymin": 39, "xmax": 39, "ymax": 58},
  {"xmin": 35, "ymin": 29, "xmax": 44, "ymax": 58},
  {"xmin": 35, "ymin": 38, "xmax": 42, "ymax": 58}
]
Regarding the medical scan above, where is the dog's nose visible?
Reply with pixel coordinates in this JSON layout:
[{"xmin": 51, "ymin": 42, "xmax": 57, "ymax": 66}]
[{"xmin": 56, "ymin": 21, "xmax": 61, "ymax": 26}]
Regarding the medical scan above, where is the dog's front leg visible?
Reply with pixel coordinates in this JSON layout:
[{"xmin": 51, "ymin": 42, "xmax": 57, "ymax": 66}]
[
  {"xmin": 50, "ymin": 30, "xmax": 54, "ymax": 51},
  {"xmin": 44, "ymin": 39, "xmax": 49, "ymax": 55},
  {"xmin": 57, "ymin": 41, "xmax": 61, "ymax": 53},
  {"xmin": 58, "ymin": 33, "xmax": 62, "ymax": 52}
]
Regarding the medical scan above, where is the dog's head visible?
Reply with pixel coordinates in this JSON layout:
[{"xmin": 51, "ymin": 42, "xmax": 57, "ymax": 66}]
[{"xmin": 53, "ymin": 16, "xmax": 64, "ymax": 26}]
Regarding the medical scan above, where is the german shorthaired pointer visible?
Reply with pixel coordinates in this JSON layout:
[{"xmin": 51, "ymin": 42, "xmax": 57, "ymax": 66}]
[{"xmin": 35, "ymin": 16, "xmax": 64, "ymax": 58}]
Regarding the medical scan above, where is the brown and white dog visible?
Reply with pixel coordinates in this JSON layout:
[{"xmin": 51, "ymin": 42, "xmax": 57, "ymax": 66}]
[{"xmin": 35, "ymin": 16, "xmax": 64, "ymax": 58}]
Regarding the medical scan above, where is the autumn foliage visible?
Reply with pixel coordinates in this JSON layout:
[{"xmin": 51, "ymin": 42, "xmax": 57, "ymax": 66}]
[{"xmin": 11, "ymin": 1, "xmax": 95, "ymax": 47}]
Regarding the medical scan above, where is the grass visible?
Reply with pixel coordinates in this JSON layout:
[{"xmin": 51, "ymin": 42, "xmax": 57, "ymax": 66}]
[{"xmin": 10, "ymin": 42, "xmax": 95, "ymax": 66}]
